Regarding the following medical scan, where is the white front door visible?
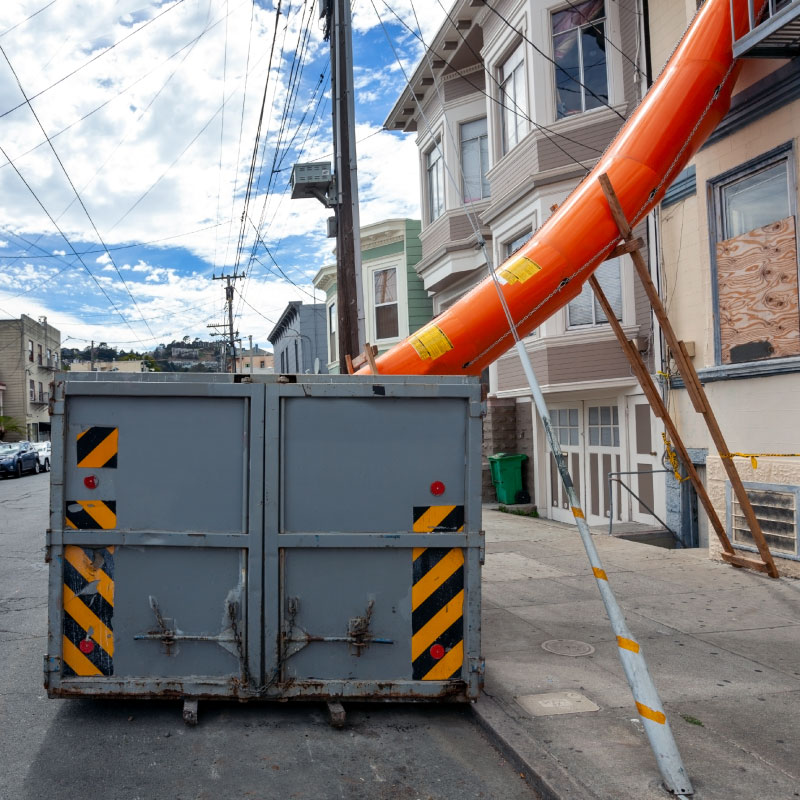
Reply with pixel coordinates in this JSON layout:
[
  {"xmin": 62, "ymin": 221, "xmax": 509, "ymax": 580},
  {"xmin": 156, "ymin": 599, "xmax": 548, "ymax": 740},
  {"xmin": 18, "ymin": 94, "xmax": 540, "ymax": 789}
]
[{"xmin": 546, "ymin": 401, "xmax": 623, "ymax": 526}]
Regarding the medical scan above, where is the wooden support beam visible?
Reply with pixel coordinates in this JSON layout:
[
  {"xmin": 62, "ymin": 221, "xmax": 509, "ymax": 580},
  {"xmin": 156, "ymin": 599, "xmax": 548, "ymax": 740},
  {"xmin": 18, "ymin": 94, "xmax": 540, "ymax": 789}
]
[
  {"xmin": 608, "ymin": 237, "xmax": 645, "ymax": 259},
  {"xmin": 364, "ymin": 342, "xmax": 379, "ymax": 375},
  {"xmin": 589, "ymin": 275, "xmax": 733, "ymax": 554},
  {"xmin": 721, "ymin": 552, "xmax": 771, "ymax": 573},
  {"xmin": 597, "ymin": 173, "xmax": 779, "ymax": 578}
]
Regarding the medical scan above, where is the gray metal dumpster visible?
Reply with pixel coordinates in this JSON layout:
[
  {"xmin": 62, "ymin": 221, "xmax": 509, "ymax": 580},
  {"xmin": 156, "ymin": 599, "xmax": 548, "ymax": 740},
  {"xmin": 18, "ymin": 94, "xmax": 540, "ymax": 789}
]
[{"xmin": 45, "ymin": 373, "xmax": 484, "ymax": 707}]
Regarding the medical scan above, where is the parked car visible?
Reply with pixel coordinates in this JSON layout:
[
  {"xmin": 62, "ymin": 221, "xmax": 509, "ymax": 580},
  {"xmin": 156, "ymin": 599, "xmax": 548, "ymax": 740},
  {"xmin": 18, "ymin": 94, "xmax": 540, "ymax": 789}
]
[
  {"xmin": 33, "ymin": 441, "xmax": 51, "ymax": 472},
  {"xmin": 0, "ymin": 441, "xmax": 40, "ymax": 478}
]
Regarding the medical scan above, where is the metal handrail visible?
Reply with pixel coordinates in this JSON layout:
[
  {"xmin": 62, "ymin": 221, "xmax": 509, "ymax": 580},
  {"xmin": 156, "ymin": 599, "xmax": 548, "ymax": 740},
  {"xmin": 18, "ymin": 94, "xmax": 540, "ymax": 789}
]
[
  {"xmin": 606, "ymin": 469, "xmax": 684, "ymax": 548},
  {"xmin": 731, "ymin": 0, "xmax": 798, "ymax": 43}
]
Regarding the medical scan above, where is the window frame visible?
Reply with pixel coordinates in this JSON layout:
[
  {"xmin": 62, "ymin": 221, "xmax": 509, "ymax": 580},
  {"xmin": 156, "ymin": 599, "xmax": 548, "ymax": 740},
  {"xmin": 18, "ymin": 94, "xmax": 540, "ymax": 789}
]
[
  {"xmin": 425, "ymin": 141, "xmax": 445, "ymax": 223},
  {"xmin": 505, "ymin": 230, "xmax": 534, "ymax": 259},
  {"xmin": 566, "ymin": 258, "xmax": 623, "ymax": 329},
  {"xmin": 708, "ymin": 142, "xmax": 798, "ymax": 366},
  {"xmin": 460, "ymin": 116, "xmax": 490, "ymax": 203},
  {"xmin": 328, "ymin": 301, "xmax": 337, "ymax": 363},
  {"xmin": 373, "ymin": 266, "xmax": 400, "ymax": 342},
  {"xmin": 498, "ymin": 41, "xmax": 528, "ymax": 154},
  {"xmin": 551, "ymin": 0, "xmax": 610, "ymax": 120}
]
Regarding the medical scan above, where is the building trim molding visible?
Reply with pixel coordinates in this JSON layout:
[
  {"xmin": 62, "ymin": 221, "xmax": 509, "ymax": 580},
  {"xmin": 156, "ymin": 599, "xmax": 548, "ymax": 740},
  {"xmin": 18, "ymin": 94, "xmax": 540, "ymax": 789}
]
[
  {"xmin": 661, "ymin": 165, "xmax": 696, "ymax": 207},
  {"xmin": 704, "ymin": 58, "xmax": 800, "ymax": 148},
  {"xmin": 666, "ymin": 355, "xmax": 800, "ymax": 387}
]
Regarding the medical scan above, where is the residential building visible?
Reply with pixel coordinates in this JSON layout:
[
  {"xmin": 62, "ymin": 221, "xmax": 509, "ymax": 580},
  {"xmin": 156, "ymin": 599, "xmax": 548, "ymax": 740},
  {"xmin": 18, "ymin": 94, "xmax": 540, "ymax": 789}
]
[
  {"xmin": 69, "ymin": 359, "xmax": 148, "ymax": 373},
  {"xmin": 313, "ymin": 218, "xmax": 432, "ymax": 372},
  {"xmin": 268, "ymin": 302, "xmax": 328, "ymax": 374},
  {"xmin": 651, "ymin": 0, "xmax": 800, "ymax": 575},
  {"xmin": 234, "ymin": 346, "xmax": 274, "ymax": 374},
  {"xmin": 0, "ymin": 314, "xmax": 60, "ymax": 441},
  {"xmin": 385, "ymin": 0, "xmax": 661, "ymax": 525}
]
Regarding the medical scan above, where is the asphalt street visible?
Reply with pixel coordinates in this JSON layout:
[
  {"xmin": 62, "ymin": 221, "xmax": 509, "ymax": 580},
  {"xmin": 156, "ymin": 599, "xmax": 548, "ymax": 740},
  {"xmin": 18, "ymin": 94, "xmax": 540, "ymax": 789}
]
[{"xmin": 0, "ymin": 472, "xmax": 537, "ymax": 800}]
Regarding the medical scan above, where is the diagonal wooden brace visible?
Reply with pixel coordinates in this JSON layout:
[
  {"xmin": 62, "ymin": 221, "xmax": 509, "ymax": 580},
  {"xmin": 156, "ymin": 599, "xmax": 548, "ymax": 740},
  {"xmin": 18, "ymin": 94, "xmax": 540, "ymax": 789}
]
[{"xmin": 596, "ymin": 173, "xmax": 778, "ymax": 578}]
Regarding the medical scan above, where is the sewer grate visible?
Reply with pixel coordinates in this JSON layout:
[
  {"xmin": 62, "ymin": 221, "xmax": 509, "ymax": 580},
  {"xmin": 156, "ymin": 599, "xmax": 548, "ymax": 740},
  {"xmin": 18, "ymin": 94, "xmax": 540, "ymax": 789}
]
[{"xmin": 541, "ymin": 639, "xmax": 595, "ymax": 657}]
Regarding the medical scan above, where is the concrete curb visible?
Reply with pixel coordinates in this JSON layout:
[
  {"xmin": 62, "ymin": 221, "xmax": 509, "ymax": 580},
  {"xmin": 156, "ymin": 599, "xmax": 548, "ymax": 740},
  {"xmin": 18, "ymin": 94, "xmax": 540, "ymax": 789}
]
[{"xmin": 471, "ymin": 693, "xmax": 599, "ymax": 800}]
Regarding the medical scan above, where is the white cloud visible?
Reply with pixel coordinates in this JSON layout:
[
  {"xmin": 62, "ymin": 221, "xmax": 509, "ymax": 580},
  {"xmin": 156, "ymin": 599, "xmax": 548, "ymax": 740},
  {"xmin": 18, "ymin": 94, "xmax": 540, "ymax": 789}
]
[{"xmin": 0, "ymin": 0, "xmax": 440, "ymax": 348}]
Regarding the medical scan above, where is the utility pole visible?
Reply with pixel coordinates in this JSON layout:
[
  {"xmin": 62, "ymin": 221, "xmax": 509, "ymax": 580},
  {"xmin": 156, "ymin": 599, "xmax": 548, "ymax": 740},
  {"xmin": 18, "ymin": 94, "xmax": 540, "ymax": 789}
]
[
  {"xmin": 328, "ymin": 0, "xmax": 365, "ymax": 364},
  {"xmin": 208, "ymin": 273, "xmax": 243, "ymax": 372},
  {"xmin": 249, "ymin": 335, "xmax": 254, "ymax": 376},
  {"xmin": 90, "ymin": 340, "xmax": 95, "ymax": 372}
]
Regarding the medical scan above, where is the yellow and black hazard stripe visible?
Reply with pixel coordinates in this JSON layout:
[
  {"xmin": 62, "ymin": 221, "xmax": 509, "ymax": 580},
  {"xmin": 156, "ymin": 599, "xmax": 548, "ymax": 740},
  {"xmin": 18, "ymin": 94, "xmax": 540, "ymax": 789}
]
[
  {"xmin": 411, "ymin": 547, "xmax": 464, "ymax": 681},
  {"xmin": 77, "ymin": 426, "xmax": 118, "ymax": 468},
  {"xmin": 65, "ymin": 500, "xmax": 117, "ymax": 530},
  {"xmin": 62, "ymin": 545, "xmax": 114, "ymax": 677},
  {"xmin": 412, "ymin": 505, "xmax": 464, "ymax": 533}
]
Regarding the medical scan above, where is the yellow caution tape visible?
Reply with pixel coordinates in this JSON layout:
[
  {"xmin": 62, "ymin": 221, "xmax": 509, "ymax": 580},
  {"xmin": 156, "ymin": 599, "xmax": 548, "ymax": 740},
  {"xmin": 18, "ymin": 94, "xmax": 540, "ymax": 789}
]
[
  {"xmin": 662, "ymin": 432, "xmax": 688, "ymax": 483},
  {"xmin": 719, "ymin": 452, "xmax": 800, "ymax": 470}
]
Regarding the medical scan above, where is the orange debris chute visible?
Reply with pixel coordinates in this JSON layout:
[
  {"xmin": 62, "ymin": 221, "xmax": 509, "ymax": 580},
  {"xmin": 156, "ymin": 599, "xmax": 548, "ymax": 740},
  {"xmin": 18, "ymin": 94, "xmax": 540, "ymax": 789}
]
[{"xmin": 362, "ymin": 0, "xmax": 752, "ymax": 377}]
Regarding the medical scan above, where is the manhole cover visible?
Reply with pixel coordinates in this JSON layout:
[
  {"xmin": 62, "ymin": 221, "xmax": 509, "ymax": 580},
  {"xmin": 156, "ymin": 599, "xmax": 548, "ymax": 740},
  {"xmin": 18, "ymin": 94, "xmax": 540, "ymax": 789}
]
[{"xmin": 541, "ymin": 639, "xmax": 595, "ymax": 657}]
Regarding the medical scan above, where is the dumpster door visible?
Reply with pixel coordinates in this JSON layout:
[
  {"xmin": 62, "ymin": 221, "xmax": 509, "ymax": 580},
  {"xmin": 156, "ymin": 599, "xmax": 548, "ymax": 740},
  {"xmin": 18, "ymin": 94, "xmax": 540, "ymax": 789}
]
[
  {"xmin": 267, "ymin": 379, "xmax": 482, "ymax": 698},
  {"xmin": 48, "ymin": 379, "xmax": 265, "ymax": 698}
]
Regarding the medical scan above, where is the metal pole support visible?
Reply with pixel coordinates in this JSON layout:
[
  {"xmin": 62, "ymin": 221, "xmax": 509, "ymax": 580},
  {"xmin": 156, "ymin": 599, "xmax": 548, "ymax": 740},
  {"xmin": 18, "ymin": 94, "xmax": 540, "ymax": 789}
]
[{"xmin": 513, "ymin": 339, "xmax": 694, "ymax": 796}]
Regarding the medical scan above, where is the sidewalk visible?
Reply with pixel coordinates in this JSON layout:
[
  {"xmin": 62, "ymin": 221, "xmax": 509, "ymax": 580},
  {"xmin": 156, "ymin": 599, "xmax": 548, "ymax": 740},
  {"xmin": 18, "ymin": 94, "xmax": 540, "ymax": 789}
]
[{"xmin": 473, "ymin": 508, "xmax": 800, "ymax": 800}]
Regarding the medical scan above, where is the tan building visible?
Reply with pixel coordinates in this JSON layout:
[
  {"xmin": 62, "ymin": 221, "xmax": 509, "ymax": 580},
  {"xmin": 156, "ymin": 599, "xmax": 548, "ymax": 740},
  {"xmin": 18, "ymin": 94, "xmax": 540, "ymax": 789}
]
[
  {"xmin": 385, "ymin": 0, "xmax": 664, "ymax": 527},
  {"xmin": 234, "ymin": 347, "xmax": 273, "ymax": 374},
  {"xmin": 0, "ymin": 314, "xmax": 60, "ymax": 442},
  {"xmin": 652, "ymin": 1, "xmax": 800, "ymax": 574}
]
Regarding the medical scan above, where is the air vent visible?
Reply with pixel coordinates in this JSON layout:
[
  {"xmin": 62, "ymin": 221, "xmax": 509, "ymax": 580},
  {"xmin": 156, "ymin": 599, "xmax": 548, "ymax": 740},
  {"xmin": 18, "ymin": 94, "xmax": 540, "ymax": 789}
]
[{"xmin": 732, "ymin": 488, "xmax": 797, "ymax": 554}]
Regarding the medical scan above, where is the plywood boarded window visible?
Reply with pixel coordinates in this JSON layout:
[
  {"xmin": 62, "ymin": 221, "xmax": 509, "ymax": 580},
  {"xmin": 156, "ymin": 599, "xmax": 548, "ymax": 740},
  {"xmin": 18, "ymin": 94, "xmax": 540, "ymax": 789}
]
[
  {"xmin": 712, "ymin": 147, "xmax": 799, "ymax": 364},
  {"xmin": 716, "ymin": 216, "xmax": 800, "ymax": 363}
]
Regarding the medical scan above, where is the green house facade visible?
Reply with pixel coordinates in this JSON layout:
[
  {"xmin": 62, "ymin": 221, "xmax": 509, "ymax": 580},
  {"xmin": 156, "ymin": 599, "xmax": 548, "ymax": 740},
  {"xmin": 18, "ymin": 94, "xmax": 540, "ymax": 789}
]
[{"xmin": 313, "ymin": 219, "xmax": 432, "ymax": 373}]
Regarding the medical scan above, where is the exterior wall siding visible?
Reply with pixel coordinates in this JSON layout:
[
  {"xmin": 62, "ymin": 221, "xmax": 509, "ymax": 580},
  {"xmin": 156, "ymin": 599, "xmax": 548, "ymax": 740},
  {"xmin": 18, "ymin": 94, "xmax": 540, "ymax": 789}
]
[
  {"xmin": 535, "ymin": 112, "xmax": 623, "ymax": 171},
  {"xmin": 444, "ymin": 70, "xmax": 485, "ymax": 103},
  {"xmin": 405, "ymin": 219, "xmax": 434, "ymax": 333}
]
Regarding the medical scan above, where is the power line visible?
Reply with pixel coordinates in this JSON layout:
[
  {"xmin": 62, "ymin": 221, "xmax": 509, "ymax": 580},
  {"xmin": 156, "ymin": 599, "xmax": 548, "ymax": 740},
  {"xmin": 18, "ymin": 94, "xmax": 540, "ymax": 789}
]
[
  {"xmin": 558, "ymin": 0, "xmax": 647, "ymax": 82},
  {"xmin": 0, "ymin": 0, "xmax": 242, "ymax": 176},
  {"xmin": 0, "ymin": 0, "xmax": 188, "ymax": 120},
  {"xmin": 0, "ymin": 43, "xmax": 157, "ymax": 341},
  {"xmin": 228, "ymin": 0, "xmax": 283, "ymax": 278},
  {"xmin": 382, "ymin": 0, "xmax": 605, "ymax": 161},
  {"xmin": 0, "ymin": 0, "xmax": 60, "ymax": 38},
  {"xmin": 0, "ymin": 220, "xmax": 229, "ymax": 260},
  {"xmin": 481, "ymin": 0, "xmax": 625, "ymax": 122},
  {"xmin": 0, "ymin": 141, "xmax": 145, "ymax": 347}
]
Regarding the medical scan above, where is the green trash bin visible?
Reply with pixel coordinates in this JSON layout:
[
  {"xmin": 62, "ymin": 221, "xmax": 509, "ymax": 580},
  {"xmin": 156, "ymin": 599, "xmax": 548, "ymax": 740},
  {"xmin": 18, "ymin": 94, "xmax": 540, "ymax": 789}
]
[{"xmin": 488, "ymin": 453, "xmax": 528, "ymax": 504}]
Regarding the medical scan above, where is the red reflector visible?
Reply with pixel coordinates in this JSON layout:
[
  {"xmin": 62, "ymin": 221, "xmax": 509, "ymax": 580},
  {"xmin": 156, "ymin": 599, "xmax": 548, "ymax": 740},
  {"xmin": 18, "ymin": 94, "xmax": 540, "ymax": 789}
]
[
  {"xmin": 79, "ymin": 640, "xmax": 94, "ymax": 654},
  {"xmin": 430, "ymin": 643, "xmax": 445, "ymax": 660},
  {"xmin": 84, "ymin": 475, "xmax": 98, "ymax": 489},
  {"xmin": 430, "ymin": 481, "xmax": 445, "ymax": 496}
]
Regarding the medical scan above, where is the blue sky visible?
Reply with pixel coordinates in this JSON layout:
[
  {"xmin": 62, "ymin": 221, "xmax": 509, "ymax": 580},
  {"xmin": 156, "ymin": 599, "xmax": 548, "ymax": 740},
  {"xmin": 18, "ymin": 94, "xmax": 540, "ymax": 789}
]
[{"xmin": 0, "ymin": 0, "xmax": 447, "ymax": 352}]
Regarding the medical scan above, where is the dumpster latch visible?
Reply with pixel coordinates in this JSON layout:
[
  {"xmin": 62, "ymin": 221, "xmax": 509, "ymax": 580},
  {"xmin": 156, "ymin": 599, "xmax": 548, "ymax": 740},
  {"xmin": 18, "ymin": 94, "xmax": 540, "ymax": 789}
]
[
  {"xmin": 282, "ymin": 597, "xmax": 393, "ymax": 657},
  {"xmin": 134, "ymin": 595, "xmax": 239, "ymax": 657}
]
